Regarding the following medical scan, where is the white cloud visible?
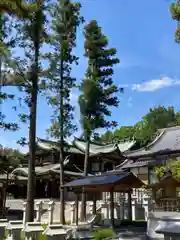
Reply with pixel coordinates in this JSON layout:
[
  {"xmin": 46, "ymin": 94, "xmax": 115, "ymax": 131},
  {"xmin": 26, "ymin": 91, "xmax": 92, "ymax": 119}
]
[{"xmin": 132, "ymin": 77, "xmax": 180, "ymax": 92}]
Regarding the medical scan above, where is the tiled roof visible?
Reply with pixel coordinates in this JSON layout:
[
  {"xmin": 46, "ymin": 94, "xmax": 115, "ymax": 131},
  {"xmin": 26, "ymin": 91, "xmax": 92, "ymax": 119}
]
[
  {"xmin": 63, "ymin": 171, "xmax": 143, "ymax": 189},
  {"xmin": 73, "ymin": 139, "xmax": 136, "ymax": 155},
  {"xmin": 120, "ymin": 158, "xmax": 166, "ymax": 169},
  {"xmin": 36, "ymin": 138, "xmax": 83, "ymax": 154},
  {"xmin": 0, "ymin": 173, "xmax": 28, "ymax": 181},
  {"xmin": 126, "ymin": 126, "xmax": 180, "ymax": 158},
  {"xmin": 11, "ymin": 164, "xmax": 88, "ymax": 178},
  {"xmin": 36, "ymin": 138, "xmax": 136, "ymax": 157}
]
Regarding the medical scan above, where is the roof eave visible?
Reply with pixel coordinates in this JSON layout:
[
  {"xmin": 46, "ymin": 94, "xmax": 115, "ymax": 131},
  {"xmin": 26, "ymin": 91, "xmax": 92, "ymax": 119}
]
[{"xmin": 127, "ymin": 149, "xmax": 180, "ymax": 160}]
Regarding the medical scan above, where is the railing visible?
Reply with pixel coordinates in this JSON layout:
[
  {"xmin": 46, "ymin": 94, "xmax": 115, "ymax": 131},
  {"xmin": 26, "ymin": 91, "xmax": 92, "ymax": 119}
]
[{"xmin": 154, "ymin": 198, "xmax": 180, "ymax": 212}]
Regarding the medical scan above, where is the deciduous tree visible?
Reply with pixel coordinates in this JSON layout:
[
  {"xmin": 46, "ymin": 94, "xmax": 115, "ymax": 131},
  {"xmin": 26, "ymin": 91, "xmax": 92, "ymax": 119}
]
[
  {"xmin": 134, "ymin": 106, "xmax": 176, "ymax": 146},
  {"xmin": 155, "ymin": 159, "xmax": 180, "ymax": 180},
  {"xmin": 99, "ymin": 106, "xmax": 178, "ymax": 148}
]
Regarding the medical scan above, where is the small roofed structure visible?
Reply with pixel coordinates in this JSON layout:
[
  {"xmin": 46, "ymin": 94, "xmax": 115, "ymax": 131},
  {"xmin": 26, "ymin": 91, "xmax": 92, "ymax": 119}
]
[
  {"xmin": 146, "ymin": 169, "xmax": 180, "ymax": 212},
  {"xmin": 63, "ymin": 171, "xmax": 143, "ymax": 192},
  {"xmin": 63, "ymin": 171, "xmax": 144, "ymax": 227}
]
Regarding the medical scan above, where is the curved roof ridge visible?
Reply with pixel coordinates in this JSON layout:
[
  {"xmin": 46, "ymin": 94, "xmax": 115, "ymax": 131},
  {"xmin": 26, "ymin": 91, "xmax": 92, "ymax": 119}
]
[
  {"xmin": 12, "ymin": 167, "xmax": 28, "ymax": 176},
  {"xmin": 118, "ymin": 140, "xmax": 136, "ymax": 151},
  {"xmin": 124, "ymin": 145, "xmax": 146, "ymax": 155},
  {"xmin": 158, "ymin": 125, "xmax": 180, "ymax": 132},
  {"xmin": 146, "ymin": 125, "xmax": 180, "ymax": 149},
  {"xmin": 73, "ymin": 137, "xmax": 105, "ymax": 146},
  {"xmin": 37, "ymin": 137, "xmax": 57, "ymax": 143},
  {"xmin": 146, "ymin": 129, "xmax": 165, "ymax": 149},
  {"xmin": 114, "ymin": 159, "xmax": 129, "ymax": 169},
  {"xmin": 74, "ymin": 138, "xmax": 136, "ymax": 154},
  {"xmin": 37, "ymin": 137, "xmax": 69, "ymax": 146}
]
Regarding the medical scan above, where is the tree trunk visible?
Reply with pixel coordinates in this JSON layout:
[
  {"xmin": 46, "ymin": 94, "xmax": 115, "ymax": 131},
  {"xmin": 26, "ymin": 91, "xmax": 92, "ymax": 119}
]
[
  {"xmin": 59, "ymin": 157, "xmax": 65, "ymax": 224},
  {"xmin": 59, "ymin": 57, "xmax": 65, "ymax": 224},
  {"xmin": 80, "ymin": 135, "xmax": 90, "ymax": 221},
  {"xmin": 2, "ymin": 173, "xmax": 9, "ymax": 217},
  {"xmin": 0, "ymin": 187, "xmax": 2, "ymax": 217},
  {"xmin": 26, "ymin": 76, "xmax": 37, "ymax": 222},
  {"xmin": 26, "ymin": 28, "xmax": 39, "ymax": 221}
]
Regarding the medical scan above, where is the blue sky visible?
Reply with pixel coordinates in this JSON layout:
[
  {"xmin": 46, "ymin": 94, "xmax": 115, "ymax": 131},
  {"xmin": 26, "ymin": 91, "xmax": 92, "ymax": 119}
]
[{"xmin": 1, "ymin": 0, "xmax": 180, "ymax": 152}]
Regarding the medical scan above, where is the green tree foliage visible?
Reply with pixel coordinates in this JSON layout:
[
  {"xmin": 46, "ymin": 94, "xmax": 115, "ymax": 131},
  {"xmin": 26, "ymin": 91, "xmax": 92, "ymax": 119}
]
[
  {"xmin": 0, "ymin": 147, "xmax": 24, "ymax": 217},
  {"xmin": 175, "ymin": 111, "xmax": 180, "ymax": 125},
  {"xmin": 45, "ymin": 0, "xmax": 84, "ymax": 224},
  {"xmin": 0, "ymin": 13, "xmax": 19, "ymax": 131},
  {"xmin": 0, "ymin": 147, "xmax": 24, "ymax": 173},
  {"xmin": 100, "ymin": 131, "xmax": 114, "ymax": 143},
  {"xmin": 155, "ymin": 159, "xmax": 180, "ymax": 180},
  {"xmin": 101, "ymin": 126, "xmax": 135, "ymax": 144},
  {"xmin": 0, "ymin": 0, "xmax": 42, "ymax": 19},
  {"xmin": 114, "ymin": 126, "xmax": 135, "ymax": 142},
  {"xmin": 135, "ymin": 106, "xmax": 176, "ymax": 146},
  {"xmin": 170, "ymin": 1, "xmax": 180, "ymax": 43},
  {"xmin": 78, "ymin": 20, "xmax": 120, "ymax": 220},
  {"xmin": 100, "ymin": 106, "xmax": 178, "ymax": 148}
]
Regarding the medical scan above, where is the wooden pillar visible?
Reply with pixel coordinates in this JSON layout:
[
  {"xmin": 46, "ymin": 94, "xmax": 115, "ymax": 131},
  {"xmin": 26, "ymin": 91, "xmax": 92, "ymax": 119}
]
[
  {"xmin": 110, "ymin": 189, "xmax": 114, "ymax": 228},
  {"xmin": 99, "ymin": 158, "xmax": 104, "ymax": 200},
  {"xmin": 128, "ymin": 190, "xmax": 132, "ymax": 221},
  {"xmin": 50, "ymin": 178, "xmax": 56, "ymax": 198},
  {"xmin": 75, "ymin": 193, "xmax": 79, "ymax": 225},
  {"xmin": 51, "ymin": 150, "xmax": 56, "ymax": 164},
  {"xmin": 92, "ymin": 194, "xmax": 96, "ymax": 215}
]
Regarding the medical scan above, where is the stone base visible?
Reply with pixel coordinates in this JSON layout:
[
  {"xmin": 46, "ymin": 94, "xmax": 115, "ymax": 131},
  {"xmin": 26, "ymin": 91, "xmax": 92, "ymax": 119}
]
[{"xmin": 147, "ymin": 211, "xmax": 180, "ymax": 239}]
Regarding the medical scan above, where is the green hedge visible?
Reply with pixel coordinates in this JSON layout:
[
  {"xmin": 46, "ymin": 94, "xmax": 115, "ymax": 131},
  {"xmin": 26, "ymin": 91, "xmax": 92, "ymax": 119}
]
[{"xmin": 93, "ymin": 228, "xmax": 116, "ymax": 240}]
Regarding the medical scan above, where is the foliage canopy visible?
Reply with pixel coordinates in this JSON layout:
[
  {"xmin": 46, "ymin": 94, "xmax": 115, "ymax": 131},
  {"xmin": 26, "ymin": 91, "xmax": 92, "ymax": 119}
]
[
  {"xmin": 99, "ymin": 106, "xmax": 180, "ymax": 148},
  {"xmin": 155, "ymin": 159, "xmax": 180, "ymax": 180}
]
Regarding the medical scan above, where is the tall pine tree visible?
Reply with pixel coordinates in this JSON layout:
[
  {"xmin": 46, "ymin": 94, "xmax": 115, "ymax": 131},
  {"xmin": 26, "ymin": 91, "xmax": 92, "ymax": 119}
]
[
  {"xmin": 79, "ymin": 20, "xmax": 120, "ymax": 221},
  {"xmin": 45, "ymin": 0, "xmax": 84, "ymax": 224},
  {"xmin": 15, "ymin": 1, "xmax": 47, "ymax": 221}
]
